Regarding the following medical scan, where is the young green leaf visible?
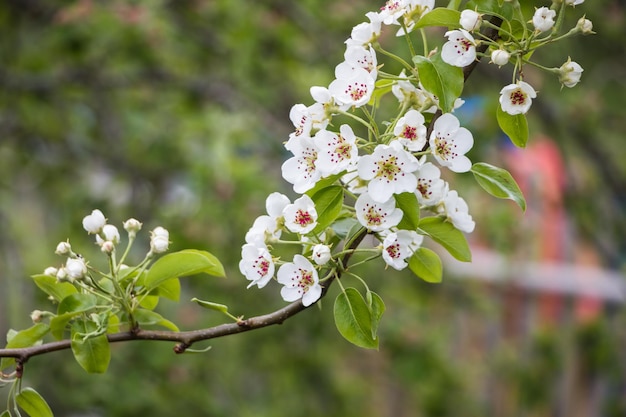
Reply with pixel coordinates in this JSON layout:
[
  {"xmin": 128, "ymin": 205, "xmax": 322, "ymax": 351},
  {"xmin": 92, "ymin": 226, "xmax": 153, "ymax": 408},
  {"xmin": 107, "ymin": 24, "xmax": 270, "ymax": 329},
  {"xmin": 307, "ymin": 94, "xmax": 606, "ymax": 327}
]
[
  {"xmin": 414, "ymin": 8, "xmax": 461, "ymax": 29},
  {"xmin": 496, "ymin": 105, "xmax": 528, "ymax": 148},
  {"xmin": 16, "ymin": 388, "xmax": 54, "ymax": 417},
  {"xmin": 133, "ymin": 309, "xmax": 180, "ymax": 332},
  {"xmin": 144, "ymin": 249, "xmax": 225, "ymax": 292},
  {"xmin": 311, "ymin": 185, "xmax": 344, "ymax": 234},
  {"xmin": 70, "ymin": 321, "xmax": 110, "ymax": 374},
  {"xmin": 471, "ymin": 162, "xmax": 526, "ymax": 211},
  {"xmin": 191, "ymin": 298, "xmax": 230, "ymax": 314},
  {"xmin": 414, "ymin": 54, "xmax": 464, "ymax": 113},
  {"xmin": 366, "ymin": 291, "xmax": 385, "ymax": 339},
  {"xmin": 155, "ymin": 278, "xmax": 181, "ymax": 301},
  {"xmin": 334, "ymin": 288, "xmax": 378, "ymax": 350},
  {"xmin": 32, "ymin": 274, "xmax": 77, "ymax": 303},
  {"xmin": 418, "ymin": 217, "xmax": 471, "ymax": 262},
  {"xmin": 408, "ymin": 247, "xmax": 443, "ymax": 283},
  {"xmin": 1, "ymin": 323, "xmax": 50, "ymax": 371},
  {"xmin": 394, "ymin": 192, "xmax": 420, "ymax": 230}
]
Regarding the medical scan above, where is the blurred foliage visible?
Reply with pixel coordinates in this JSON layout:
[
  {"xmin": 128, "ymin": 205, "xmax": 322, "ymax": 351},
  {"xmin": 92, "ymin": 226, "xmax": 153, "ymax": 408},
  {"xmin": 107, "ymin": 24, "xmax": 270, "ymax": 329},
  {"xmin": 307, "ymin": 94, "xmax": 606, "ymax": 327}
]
[{"xmin": 0, "ymin": 0, "xmax": 625, "ymax": 416}]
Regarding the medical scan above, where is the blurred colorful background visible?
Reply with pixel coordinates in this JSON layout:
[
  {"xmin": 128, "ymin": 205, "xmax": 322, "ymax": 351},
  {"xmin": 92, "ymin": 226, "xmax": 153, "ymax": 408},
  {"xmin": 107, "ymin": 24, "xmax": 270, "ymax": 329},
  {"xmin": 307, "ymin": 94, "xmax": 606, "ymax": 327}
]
[{"xmin": 1, "ymin": 1, "xmax": 625, "ymax": 416}]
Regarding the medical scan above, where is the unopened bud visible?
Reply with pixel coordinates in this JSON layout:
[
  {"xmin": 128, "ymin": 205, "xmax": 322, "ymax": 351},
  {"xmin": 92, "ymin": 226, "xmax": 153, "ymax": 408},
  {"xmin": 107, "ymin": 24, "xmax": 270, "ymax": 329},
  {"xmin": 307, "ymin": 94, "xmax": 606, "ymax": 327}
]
[
  {"xmin": 55, "ymin": 241, "xmax": 72, "ymax": 256},
  {"xmin": 65, "ymin": 257, "xmax": 87, "ymax": 281},
  {"xmin": 123, "ymin": 218, "xmax": 143, "ymax": 237},
  {"xmin": 30, "ymin": 310, "xmax": 44, "ymax": 323},
  {"xmin": 491, "ymin": 49, "xmax": 510, "ymax": 67},
  {"xmin": 44, "ymin": 266, "xmax": 59, "ymax": 277},
  {"xmin": 576, "ymin": 17, "xmax": 593, "ymax": 35},
  {"xmin": 82, "ymin": 209, "xmax": 106, "ymax": 234},
  {"xmin": 101, "ymin": 241, "xmax": 116, "ymax": 254}
]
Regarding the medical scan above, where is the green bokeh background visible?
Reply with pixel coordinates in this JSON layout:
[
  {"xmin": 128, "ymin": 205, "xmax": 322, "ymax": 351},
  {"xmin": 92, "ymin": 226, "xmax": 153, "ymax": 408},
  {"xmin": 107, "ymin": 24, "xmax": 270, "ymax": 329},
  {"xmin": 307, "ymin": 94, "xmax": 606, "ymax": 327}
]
[{"xmin": 1, "ymin": 1, "xmax": 625, "ymax": 416}]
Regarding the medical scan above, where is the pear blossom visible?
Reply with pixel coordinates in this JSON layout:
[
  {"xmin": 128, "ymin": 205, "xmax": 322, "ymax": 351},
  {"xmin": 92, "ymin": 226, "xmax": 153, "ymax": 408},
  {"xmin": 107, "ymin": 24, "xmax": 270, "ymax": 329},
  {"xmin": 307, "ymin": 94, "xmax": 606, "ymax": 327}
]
[
  {"xmin": 378, "ymin": 1, "xmax": 408, "ymax": 25},
  {"xmin": 277, "ymin": 254, "xmax": 322, "ymax": 307},
  {"xmin": 281, "ymin": 137, "xmax": 322, "ymax": 193},
  {"xmin": 491, "ymin": 49, "xmax": 510, "ymax": 67},
  {"xmin": 328, "ymin": 66, "xmax": 375, "ymax": 108},
  {"xmin": 55, "ymin": 241, "xmax": 72, "ymax": 255},
  {"xmin": 345, "ymin": 12, "xmax": 382, "ymax": 46},
  {"xmin": 499, "ymin": 81, "xmax": 537, "ymax": 115},
  {"xmin": 285, "ymin": 102, "xmax": 329, "ymax": 152},
  {"xmin": 315, "ymin": 124, "xmax": 358, "ymax": 176},
  {"xmin": 576, "ymin": 17, "xmax": 593, "ymax": 34},
  {"xmin": 393, "ymin": 0, "xmax": 436, "ymax": 36},
  {"xmin": 240, "ymin": 243, "xmax": 275, "ymax": 289},
  {"xmin": 414, "ymin": 162, "xmax": 447, "ymax": 206},
  {"xmin": 97, "ymin": 224, "xmax": 120, "ymax": 245},
  {"xmin": 283, "ymin": 195, "xmax": 318, "ymax": 234},
  {"xmin": 394, "ymin": 109, "xmax": 427, "ymax": 151},
  {"xmin": 150, "ymin": 226, "xmax": 170, "ymax": 254},
  {"xmin": 440, "ymin": 190, "xmax": 475, "ymax": 233},
  {"xmin": 357, "ymin": 140, "xmax": 420, "ymax": 203},
  {"xmin": 355, "ymin": 193, "xmax": 403, "ymax": 232},
  {"xmin": 82, "ymin": 209, "xmax": 106, "ymax": 234},
  {"xmin": 244, "ymin": 192, "xmax": 290, "ymax": 245},
  {"xmin": 429, "ymin": 113, "xmax": 473, "ymax": 173},
  {"xmin": 311, "ymin": 244, "xmax": 332, "ymax": 265},
  {"xmin": 342, "ymin": 45, "xmax": 378, "ymax": 79},
  {"xmin": 65, "ymin": 257, "xmax": 87, "ymax": 281},
  {"xmin": 559, "ymin": 58, "xmax": 583, "ymax": 88},
  {"xmin": 392, "ymin": 71, "xmax": 435, "ymax": 112},
  {"xmin": 341, "ymin": 166, "xmax": 368, "ymax": 195},
  {"xmin": 441, "ymin": 29, "xmax": 476, "ymax": 68},
  {"xmin": 460, "ymin": 9, "xmax": 481, "ymax": 31},
  {"xmin": 381, "ymin": 230, "xmax": 424, "ymax": 270},
  {"xmin": 532, "ymin": 7, "xmax": 556, "ymax": 32}
]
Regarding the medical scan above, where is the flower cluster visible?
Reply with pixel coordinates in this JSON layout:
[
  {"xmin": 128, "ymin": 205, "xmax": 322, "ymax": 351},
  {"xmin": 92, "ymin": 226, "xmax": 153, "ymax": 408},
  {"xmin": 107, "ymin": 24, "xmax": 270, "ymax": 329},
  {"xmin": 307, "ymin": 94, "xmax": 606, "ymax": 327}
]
[
  {"xmin": 44, "ymin": 209, "xmax": 170, "ymax": 284},
  {"xmin": 240, "ymin": 1, "xmax": 591, "ymax": 307}
]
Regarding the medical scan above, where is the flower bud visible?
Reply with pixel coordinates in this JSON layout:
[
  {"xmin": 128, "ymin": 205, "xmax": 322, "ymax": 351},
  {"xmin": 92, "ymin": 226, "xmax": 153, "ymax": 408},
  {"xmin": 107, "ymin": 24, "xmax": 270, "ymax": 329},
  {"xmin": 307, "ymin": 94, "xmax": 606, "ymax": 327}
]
[
  {"xmin": 123, "ymin": 218, "xmax": 143, "ymax": 237},
  {"xmin": 101, "ymin": 224, "xmax": 120, "ymax": 244},
  {"xmin": 576, "ymin": 17, "xmax": 593, "ymax": 35},
  {"xmin": 460, "ymin": 10, "xmax": 481, "ymax": 32},
  {"xmin": 559, "ymin": 58, "xmax": 583, "ymax": 88},
  {"xmin": 100, "ymin": 240, "xmax": 115, "ymax": 254},
  {"xmin": 65, "ymin": 257, "xmax": 87, "ymax": 281},
  {"xmin": 82, "ymin": 209, "xmax": 106, "ymax": 234},
  {"xmin": 152, "ymin": 226, "xmax": 169, "ymax": 240},
  {"xmin": 30, "ymin": 310, "xmax": 44, "ymax": 323},
  {"xmin": 490, "ymin": 49, "xmax": 510, "ymax": 67},
  {"xmin": 150, "ymin": 235, "xmax": 170, "ymax": 254},
  {"xmin": 44, "ymin": 266, "xmax": 58, "ymax": 277},
  {"xmin": 56, "ymin": 267, "xmax": 68, "ymax": 282},
  {"xmin": 55, "ymin": 241, "xmax": 72, "ymax": 256},
  {"xmin": 312, "ymin": 244, "xmax": 332, "ymax": 265}
]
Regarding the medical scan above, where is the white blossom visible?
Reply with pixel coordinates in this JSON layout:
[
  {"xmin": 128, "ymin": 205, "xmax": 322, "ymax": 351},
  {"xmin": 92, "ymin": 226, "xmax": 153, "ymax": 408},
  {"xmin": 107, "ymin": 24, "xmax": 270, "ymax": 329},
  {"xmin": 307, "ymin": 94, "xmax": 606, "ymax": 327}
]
[
  {"xmin": 82, "ymin": 209, "xmax": 106, "ymax": 234},
  {"xmin": 414, "ymin": 162, "xmax": 447, "ymax": 206},
  {"xmin": 277, "ymin": 255, "xmax": 322, "ymax": 307},
  {"xmin": 281, "ymin": 137, "xmax": 322, "ymax": 194},
  {"xmin": 283, "ymin": 195, "xmax": 318, "ymax": 235},
  {"xmin": 460, "ymin": 9, "xmax": 481, "ymax": 32},
  {"xmin": 355, "ymin": 193, "xmax": 403, "ymax": 232},
  {"xmin": 559, "ymin": 58, "xmax": 583, "ymax": 88},
  {"xmin": 315, "ymin": 124, "xmax": 359, "ymax": 176},
  {"xmin": 382, "ymin": 230, "xmax": 424, "ymax": 270},
  {"xmin": 240, "ymin": 243, "xmax": 275, "ymax": 289},
  {"xmin": 65, "ymin": 257, "xmax": 87, "ymax": 281},
  {"xmin": 328, "ymin": 66, "xmax": 375, "ymax": 108},
  {"xmin": 441, "ymin": 29, "xmax": 476, "ymax": 67},
  {"xmin": 429, "ymin": 113, "xmax": 473, "ymax": 173},
  {"xmin": 394, "ymin": 109, "xmax": 427, "ymax": 151},
  {"xmin": 312, "ymin": 244, "xmax": 332, "ymax": 265},
  {"xmin": 499, "ymin": 81, "xmax": 537, "ymax": 115},
  {"xmin": 440, "ymin": 190, "xmax": 475, "ymax": 233},
  {"xmin": 490, "ymin": 49, "xmax": 510, "ymax": 67},
  {"xmin": 532, "ymin": 7, "xmax": 556, "ymax": 32}
]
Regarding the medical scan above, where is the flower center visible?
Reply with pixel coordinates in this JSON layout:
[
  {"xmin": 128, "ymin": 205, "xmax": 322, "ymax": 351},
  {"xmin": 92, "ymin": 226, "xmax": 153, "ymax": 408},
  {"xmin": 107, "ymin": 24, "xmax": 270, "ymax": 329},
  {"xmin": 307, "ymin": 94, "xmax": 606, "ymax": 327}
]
[
  {"xmin": 375, "ymin": 155, "xmax": 401, "ymax": 182},
  {"xmin": 295, "ymin": 209, "xmax": 314, "ymax": 227},
  {"xmin": 303, "ymin": 148, "xmax": 318, "ymax": 176},
  {"xmin": 510, "ymin": 89, "xmax": 527, "ymax": 106},
  {"xmin": 297, "ymin": 269, "xmax": 314, "ymax": 293},
  {"xmin": 253, "ymin": 257, "xmax": 270, "ymax": 277},
  {"xmin": 345, "ymin": 82, "xmax": 368, "ymax": 101},
  {"xmin": 433, "ymin": 136, "xmax": 457, "ymax": 161},
  {"xmin": 386, "ymin": 243, "xmax": 401, "ymax": 259},
  {"xmin": 402, "ymin": 125, "xmax": 417, "ymax": 140},
  {"xmin": 365, "ymin": 206, "xmax": 383, "ymax": 226}
]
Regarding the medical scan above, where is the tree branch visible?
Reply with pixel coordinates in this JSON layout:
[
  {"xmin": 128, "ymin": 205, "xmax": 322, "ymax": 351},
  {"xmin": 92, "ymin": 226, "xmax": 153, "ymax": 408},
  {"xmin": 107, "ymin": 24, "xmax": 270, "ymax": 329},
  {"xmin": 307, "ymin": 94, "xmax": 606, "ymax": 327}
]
[{"xmin": 0, "ymin": 17, "xmax": 503, "ymax": 373}]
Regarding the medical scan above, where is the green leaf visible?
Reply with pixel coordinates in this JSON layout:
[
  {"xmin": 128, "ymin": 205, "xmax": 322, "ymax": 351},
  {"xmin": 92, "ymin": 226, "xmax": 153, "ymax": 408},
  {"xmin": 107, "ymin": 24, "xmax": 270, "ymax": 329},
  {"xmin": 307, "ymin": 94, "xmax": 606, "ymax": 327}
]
[
  {"xmin": 368, "ymin": 78, "xmax": 394, "ymax": 106},
  {"xmin": 144, "ymin": 249, "xmax": 225, "ymax": 292},
  {"xmin": 191, "ymin": 298, "xmax": 230, "ymax": 314},
  {"xmin": 50, "ymin": 293, "xmax": 99, "ymax": 339},
  {"xmin": 1, "ymin": 324, "xmax": 50, "ymax": 371},
  {"xmin": 395, "ymin": 192, "xmax": 420, "ymax": 230},
  {"xmin": 414, "ymin": 54, "xmax": 464, "ymax": 113},
  {"xmin": 155, "ymin": 278, "xmax": 181, "ymax": 301},
  {"xmin": 497, "ymin": 105, "xmax": 528, "ymax": 148},
  {"xmin": 334, "ymin": 288, "xmax": 378, "ymax": 350},
  {"xmin": 32, "ymin": 274, "xmax": 77, "ymax": 303},
  {"xmin": 139, "ymin": 295, "xmax": 159, "ymax": 310},
  {"xmin": 57, "ymin": 293, "xmax": 97, "ymax": 315},
  {"xmin": 304, "ymin": 173, "xmax": 341, "ymax": 197},
  {"xmin": 409, "ymin": 247, "xmax": 443, "ymax": 283},
  {"xmin": 471, "ymin": 162, "xmax": 526, "ymax": 211},
  {"xmin": 366, "ymin": 291, "xmax": 385, "ymax": 339},
  {"xmin": 311, "ymin": 185, "xmax": 344, "ymax": 234},
  {"xmin": 330, "ymin": 217, "xmax": 359, "ymax": 239},
  {"xmin": 16, "ymin": 388, "xmax": 54, "ymax": 417},
  {"xmin": 414, "ymin": 7, "xmax": 461, "ymax": 29},
  {"xmin": 70, "ymin": 321, "xmax": 110, "ymax": 373},
  {"xmin": 418, "ymin": 217, "xmax": 471, "ymax": 262},
  {"xmin": 133, "ymin": 309, "xmax": 179, "ymax": 332}
]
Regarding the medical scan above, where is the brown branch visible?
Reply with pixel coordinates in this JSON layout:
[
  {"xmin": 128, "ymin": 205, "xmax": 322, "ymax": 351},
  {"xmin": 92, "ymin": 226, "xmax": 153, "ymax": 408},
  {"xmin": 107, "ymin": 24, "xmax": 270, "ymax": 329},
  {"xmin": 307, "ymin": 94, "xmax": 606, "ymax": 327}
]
[{"xmin": 0, "ymin": 230, "xmax": 368, "ymax": 368}]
